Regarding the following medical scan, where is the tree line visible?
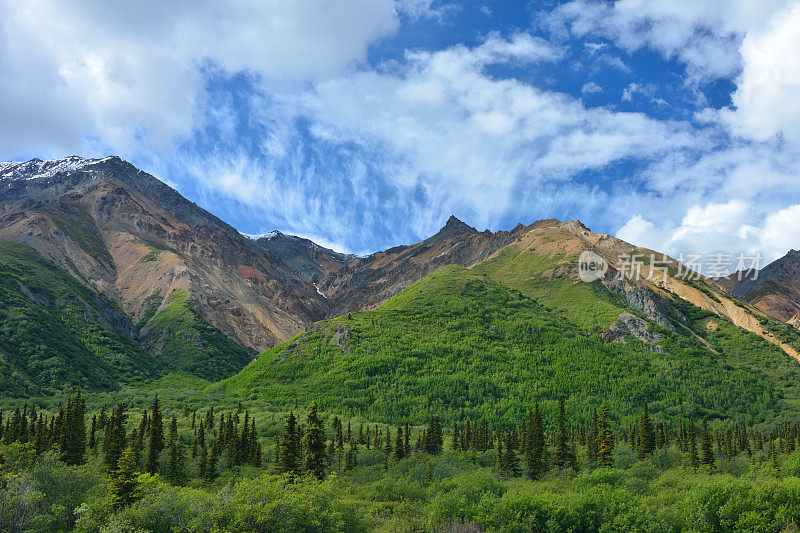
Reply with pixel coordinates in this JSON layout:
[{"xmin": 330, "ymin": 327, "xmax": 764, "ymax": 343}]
[{"xmin": 4, "ymin": 393, "xmax": 800, "ymax": 510}]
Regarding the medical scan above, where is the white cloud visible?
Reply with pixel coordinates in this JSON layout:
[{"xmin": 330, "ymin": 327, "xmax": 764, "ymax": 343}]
[
  {"xmin": 549, "ymin": 0, "xmax": 790, "ymax": 83},
  {"xmin": 230, "ymin": 34, "xmax": 702, "ymax": 239},
  {"xmin": 618, "ymin": 200, "xmax": 800, "ymax": 267},
  {"xmin": 581, "ymin": 82, "xmax": 603, "ymax": 95},
  {"xmin": 722, "ymin": 1, "xmax": 800, "ymax": 144},
  {"xmin": 0, "ymin": 0, "xmax": 400, "ymax": 155},
  {"xmin": 395, "ymin": 0, "xmax": 459, "ymax": 22}
]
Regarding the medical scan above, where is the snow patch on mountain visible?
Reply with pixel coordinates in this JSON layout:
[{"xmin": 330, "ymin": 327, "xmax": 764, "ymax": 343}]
[
  {"xmin": 0, "ymin": 156, "xmax": 116, "ymax": 181},
  {"xmin": 241, "ymin": 230, "xmax": 280, "ymax": 241}
]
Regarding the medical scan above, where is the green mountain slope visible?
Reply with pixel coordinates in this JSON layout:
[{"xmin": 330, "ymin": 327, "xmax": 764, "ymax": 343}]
[
  {"xmin": 140, "ymin": 288, "xmax": 251, "ymax": 381},
  {"xmin": 220, "ymin": 263, "xmax": 800, "ymax": 426},
  {"xmin": 0, "ymin": 241, "xmax": 163, "ymax": 396}
]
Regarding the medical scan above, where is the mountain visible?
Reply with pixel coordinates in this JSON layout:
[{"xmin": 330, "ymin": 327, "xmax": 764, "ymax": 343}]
[
  {"xmin": 0, "ymin": 240, "xmax": 163, "ymax": 396},
  {"xmin": 0, "ymin": 156, "xmax": 328, "ymax": 382},
  {"xmin": 220, "ymin": 218, "xmax": 800, "ymax": 423},
  {"xmin": 246, "ymin": 230, "xmax": 353, "ymax": 284},
  {"xmin": 0, "ymin": 156, "xmax": 582, "ymax": 390},
  {"xmin": 722, "ymin": 250, "xmax": 800, "ymax": 327},
  {"xmin": 315, "ymin": 216, "xmax": 538, "ymax": 316}
]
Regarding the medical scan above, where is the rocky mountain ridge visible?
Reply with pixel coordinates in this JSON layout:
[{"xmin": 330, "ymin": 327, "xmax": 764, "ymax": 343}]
[{"xmin": 0, "ymin": 156, "xmax": 551, "ymax": 375}]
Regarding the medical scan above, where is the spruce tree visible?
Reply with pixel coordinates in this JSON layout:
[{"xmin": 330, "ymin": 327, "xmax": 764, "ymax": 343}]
[
  {"xmin": 384, "ymin": 426, "xmax": 393, "ymax": 455},
  {"xmin": 62, "ymin": 391, "xmax": 86, "ymax": 465},
  {"xmin": 145, "ymin": 395, "xmax": 164, "ymax": 474},
  {"xmin": 554, "ymin": 395, "xmax": 576, "ymax": 468},
  {"xmin": 206, "ymin": 443, "xmax": 219, "ymax": 482},
  {"xmin": 770, "ymin": 438, "xmax": 779, "ymax": 469},
  {"xmin": 302, "ymin": 403, "xmax": 327, "ymax": 480},
  {"xmin": 597, "ymin": 404, "xmax": 615, "ymax": 468},
  {"xmin": 110, "ymin": 448, "xmax": 139, "ymax": 510},
  {"xmin": 637, "ymin": 404, "xmax": 655, "ymax": 459},
  {"xmin": 499, "ymin": 430, "xmax": 522, "ymax": 477},
  {"xmin": 166, "ymin": 416, "xmax": 186, "ymax": 485},
  {"xmin": 701, "ymin": 417, "xmax": 715, "ymax": 466},
  {"xmin": 103, "ymin": 403, "xmax": 128, "ymax": 470},
  {"xmin": 345, "ymin": 440, "xmax": 358, "ymax": 470},
  {"xmin": 394, "ymin": 426, "xmax": 406, "ymax": 459},
  {"xmin": 525, "ymin": 404, "xmax": 545, "ymax": 479},
  {"xmin": 276, "ymin": 411, "xmax": 301, "ymax": 476},
  {"xmin": 424, "ymin": 415, "xmax": 443, "ymax": 454}
]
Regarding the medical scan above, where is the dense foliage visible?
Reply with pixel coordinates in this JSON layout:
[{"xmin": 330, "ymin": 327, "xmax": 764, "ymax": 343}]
[
  {"xmin": 222, "ymin": 265, "xmax": 800, "ymax": 426},
  {"xmin": 0, "ymin": 240, "xmax": 251, "ymax": 394},
  {"xmin": 0, "ymin": 241, "xmax": 162, "ymax": 397},
  {"xmin": 4, "ymin": 394, "xmax": 800, "ymax": 532}
]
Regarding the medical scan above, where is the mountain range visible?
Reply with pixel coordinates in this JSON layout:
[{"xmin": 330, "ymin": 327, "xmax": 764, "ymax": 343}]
[{"xmin": 1, "ymin": 156, "xmax": 800, "ymax": 400}]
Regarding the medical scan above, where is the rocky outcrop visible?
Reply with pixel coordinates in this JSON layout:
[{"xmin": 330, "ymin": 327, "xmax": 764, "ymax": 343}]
[
  {"xmin": 604, "ymin": 279, "xmax": 676, "ymax": 330},
  {"xmin": 726, "ymin": 250, "xmax": 800, "ymax": 324},
  {"xmin": 602, "ymin": 312, "xmax": 664, "ymax": 351}
]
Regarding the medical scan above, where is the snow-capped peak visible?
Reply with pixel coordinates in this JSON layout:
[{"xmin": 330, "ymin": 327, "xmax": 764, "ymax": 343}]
[
  {"xmin": 0, "ymin": 156, "xmax": 116, "ymax": 181},
  {"xmin": 241, "ymin": 230, "xmax": 281, "ymax": 241}
]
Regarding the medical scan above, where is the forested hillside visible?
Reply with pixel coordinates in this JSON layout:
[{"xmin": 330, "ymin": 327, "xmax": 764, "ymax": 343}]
[
  {"xmin": 222, "ymin": 263, "xmax": 800, "ymax": 427},
  {"xmin": 0, "ymin": 241, "xmax": 162, "ymax": 396}
]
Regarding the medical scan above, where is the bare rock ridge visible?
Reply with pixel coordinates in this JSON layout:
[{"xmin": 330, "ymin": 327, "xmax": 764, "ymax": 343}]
[{"xmin": 725, "ymin": 250, "xmax": 800, "ymax": 323}]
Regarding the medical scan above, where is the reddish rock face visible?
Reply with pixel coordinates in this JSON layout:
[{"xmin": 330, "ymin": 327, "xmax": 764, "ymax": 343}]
[
  {"xmin": 726, "ymin": 250, "xmax": 800, "ymax": 324},
  {"xmin": 0, "ymin": 157, "xmax": 545, "ymax": 358}
]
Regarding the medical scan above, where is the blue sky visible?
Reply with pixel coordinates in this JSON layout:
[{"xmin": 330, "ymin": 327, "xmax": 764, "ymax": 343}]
[{"xmin": 2, "ymin": 0, "xmax": 800, "ymax": 264}]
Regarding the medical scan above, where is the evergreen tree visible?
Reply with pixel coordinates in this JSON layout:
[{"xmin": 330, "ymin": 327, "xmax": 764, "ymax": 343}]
[
  {"xmin": 206, "ymin": 443, "xmax": 219, "ymax": 482},
  {"xmin": 276, "ymin": 411, "xmax": 301, "ymax": 476},
  {"xmin": 345, "ymin": 440, "xmax": 358, "ymax": 470},
  {"xmin": 554, "ymin": 395, "xmax": 576, "ymax": 468},
  {"xmin": 302, "ymin": 403, "xmax": 327, "ymax": 480},
  {"xmin": 145, "ymin": 395, "xmax": 164, "ymax": 475},
  {"xmin": 597, "ymin": 404, "xmax": 615, "ymax": 468},
  {"xmin": 701, "ymin": 417, "xmax": 715, "ymax": 466},
  {"xmin": 62, "ymin": 391, "xmax": 86, "ymax": 465},
  {"xmin": 103, "ymin": 403, "xmax": 128, "ymax": 470},
  {"xmin": 384, "ymin": 426, "xmax": 393, "ymax": 455},
  {"xmin": 394, "ymin": 426, "xmax": 406, "ymax": 459},
  {"xmin": 637, "ymin": 404, "xmax": 655, "ymax": 459},
  {"xmin": 424, "ymin": 415, "xmax": 443, "ymax": 454},
  {"xmin": 499, "ymin": 430, "xmax": 522, "ymax": 476},
  {"xmin": 770, "ymin": 438, "xmax": 779, "ymax": 469},
  {"xmin": 166, "ymin": 417, "xmax": 186, "ymax": 485},
  {"xmin": 110, "ymin": 448, "xmax": 139, "ymax": 510}
]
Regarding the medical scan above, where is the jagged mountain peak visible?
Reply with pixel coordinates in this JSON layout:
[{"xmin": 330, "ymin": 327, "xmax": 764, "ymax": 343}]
[
  {"xmin": 0, "ymin": 155, "xmax": 119, "ymax": 181},
  {"xmin": 429, "ymin": 215, "xmax": 478, "ymax": 242}
]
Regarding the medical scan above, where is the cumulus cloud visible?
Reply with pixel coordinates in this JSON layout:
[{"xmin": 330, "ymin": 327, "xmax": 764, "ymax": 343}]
[
  {"xmin": 0, "ymin": 0, "xmax": 399, "ymax": 155},
  {"xmin": 722, "ymin": 1, "xmax": 800, "ymax": 144},
  {"xmin": 548, "ymin": 0, "xmax": 789, "ymax": 82},
  {"xmin": 581, "ymin": 82, "xmax": 603, "ymax": 95},
  {"xmin": 618, "ymin": 200, "xmax": 800, "ymax": 269}
]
